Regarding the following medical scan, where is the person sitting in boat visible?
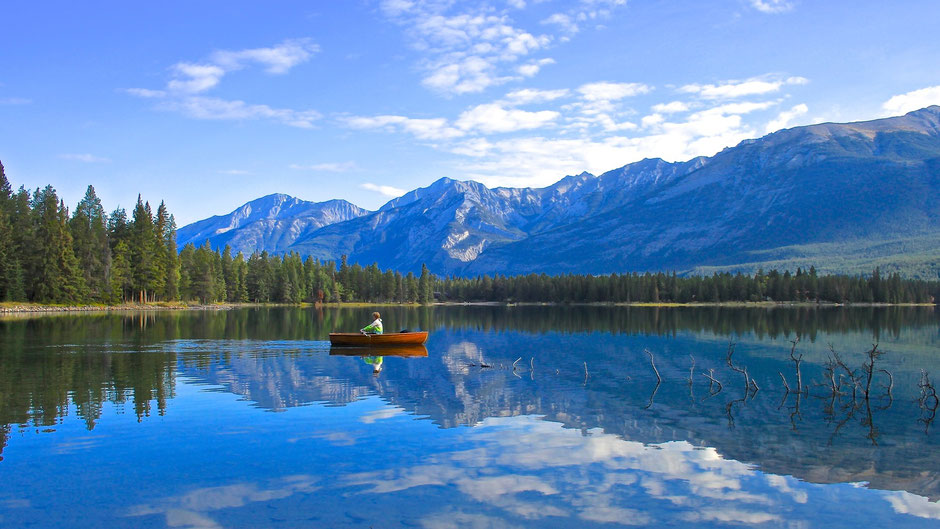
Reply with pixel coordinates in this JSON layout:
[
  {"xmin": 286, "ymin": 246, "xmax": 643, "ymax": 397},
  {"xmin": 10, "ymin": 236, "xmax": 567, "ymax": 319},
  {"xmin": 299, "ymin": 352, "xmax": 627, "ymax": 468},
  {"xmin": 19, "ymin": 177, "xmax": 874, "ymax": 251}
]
[{"xmin": 360, "ymin": 312, "xmax": 383, "ymax": 335}]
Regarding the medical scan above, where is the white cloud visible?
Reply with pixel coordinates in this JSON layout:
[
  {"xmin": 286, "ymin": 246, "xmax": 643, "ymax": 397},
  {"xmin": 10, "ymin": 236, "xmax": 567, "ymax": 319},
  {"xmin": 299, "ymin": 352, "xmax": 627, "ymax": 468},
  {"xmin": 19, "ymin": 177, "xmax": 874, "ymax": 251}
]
[
  {"xmin": 517, "ymin": 58, "xmax": 555, "ymax": 77},
  {"xmin": 748, "ymin": 0, "xmax": 794, "ymax": 14},
  {"xmin": 542, "ymin": 13, "xmax": 579, "ymax": 34},
  {"xmin": 680, "ymin": 76, "xmax": 807, "ymax": 99},
  {"xmin": 345, "ymin": 114, "xmax": 464, "ymax": 140},
  {"xmin": 456, "ymin": 103, "xmax": 559, "ymax": 133},
  {"xmin": 289, "ymin": 162, "xmax": 357, "ymax": 172},
  {"xmin": 217, "ymin": 169, "xmax": 251, "ymax": 175},
  {"xmin": 578, "ymin": 81, "xmax": 651, "ymax": 102},
  {"xmin": 453, "ymin": 99, "xmax": 771, "ymax": 188},
  {"xmin": 210, "ymin": 39, "xmax": 318, "ymax": 74},
  {"xmin": 59, "ymin": 153, "xmax": 111, "ymax": 163},
  {"xmin": 347, "ymin": 103, "xmax": 558, "ymax": 140},
  {"xmin": 128, "ymin": 39, "xmax": 319, "ymax": 128},
  {"xmin": 124, "ymin": 88, "xmax": 166, "ymax": 99},
  {"xmin": 503, "ymin": 88, "xmax": 570, "ymax": 105},
  {"xmin": 652, "ymin": 101, "xmax": 690, "ymax": 114},
  {"xmin": 168, "ymin": 63, "xmax": 226, "ymax": 94},
  {"xmin": 765, "ymin": 103, "xmax": 808, "ymax": 133},
  {"xmin": 167, "ymin": 96, "xmax": 321, "ymax": 128},
  {"xmin": 881, "ymin": 85, "xmax": 940, "ymax": 116},
  {"xmin": 380, "ymin": 2, "xmax": 553, "ymax": 95},
  {"xmin": 360, "ymin": 182, "xmax": 407, "ymax": 198}
]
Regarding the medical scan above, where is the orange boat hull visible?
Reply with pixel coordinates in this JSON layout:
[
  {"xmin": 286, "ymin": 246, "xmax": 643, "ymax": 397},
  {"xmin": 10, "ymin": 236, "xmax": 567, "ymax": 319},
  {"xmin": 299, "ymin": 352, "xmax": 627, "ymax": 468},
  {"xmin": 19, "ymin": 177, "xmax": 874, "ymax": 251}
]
[{"xmin": 329, "ymin": 331, "xmax": 429, "ymax": 347}]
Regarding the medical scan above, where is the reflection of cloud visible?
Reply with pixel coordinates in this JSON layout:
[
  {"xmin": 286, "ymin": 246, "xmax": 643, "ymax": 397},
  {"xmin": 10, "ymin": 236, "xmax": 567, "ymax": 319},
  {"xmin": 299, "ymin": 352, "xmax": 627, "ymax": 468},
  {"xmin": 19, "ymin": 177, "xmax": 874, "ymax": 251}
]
[
  {"xmin": 288, "ymin": 430, "xmax": 360, "ymax": 446},
  {"xmin": 682, "ymin": 507, "xmax": 780, "ymax": 524},
  {"xmin": 886, "ymin": 490, "xmax": 940, "ymax": 519},
  {"xmin": 127, "ymin": 476, "xmax": 319, "ymax": 528},
  {"xmin": 419, "ymin": 508, "xmax": 525, "ymax": 529},
  {"xmin": 344, "ymin": 416, "xmax": 797, "ymax": 525},
  {"xmin": 361, "ymin": 406, "xmax": 405, "ymax": 424},
  {"xmin": 52, "ymin": 435, "xmax": 104, "ymax": 455}
]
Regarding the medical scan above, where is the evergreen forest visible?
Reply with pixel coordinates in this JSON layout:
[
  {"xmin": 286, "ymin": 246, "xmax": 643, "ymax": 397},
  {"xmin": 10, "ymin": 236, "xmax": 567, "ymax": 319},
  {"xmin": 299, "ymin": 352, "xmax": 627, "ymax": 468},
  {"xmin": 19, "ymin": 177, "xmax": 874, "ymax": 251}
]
[{"xmin": 0, "ymin": 162, "xmax": 937, "ymax": 306}]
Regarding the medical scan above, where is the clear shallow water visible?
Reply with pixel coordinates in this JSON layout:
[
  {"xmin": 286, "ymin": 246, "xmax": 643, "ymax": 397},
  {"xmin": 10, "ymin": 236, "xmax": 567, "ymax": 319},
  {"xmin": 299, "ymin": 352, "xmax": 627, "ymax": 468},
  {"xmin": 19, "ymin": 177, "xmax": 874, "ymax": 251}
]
[{"xmin": 1, "ymin": 306, "xmax": 939, "ymax": 528}]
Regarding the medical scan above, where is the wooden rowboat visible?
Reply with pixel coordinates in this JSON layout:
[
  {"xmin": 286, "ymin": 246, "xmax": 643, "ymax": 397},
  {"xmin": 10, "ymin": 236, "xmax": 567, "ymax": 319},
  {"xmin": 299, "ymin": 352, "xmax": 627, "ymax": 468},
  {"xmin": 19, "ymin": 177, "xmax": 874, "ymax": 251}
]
[{"xmin": 329, "ymin": 331, "xmax": 429, "ymax": 347}]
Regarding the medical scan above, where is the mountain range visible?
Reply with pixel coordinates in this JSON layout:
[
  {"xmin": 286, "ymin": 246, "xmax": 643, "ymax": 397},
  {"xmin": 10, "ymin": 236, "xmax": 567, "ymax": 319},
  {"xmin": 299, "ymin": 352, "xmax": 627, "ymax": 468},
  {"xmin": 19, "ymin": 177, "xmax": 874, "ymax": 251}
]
[{"xmin": 178, "ymin": 106, "xmax": 940, "ymax": 278}]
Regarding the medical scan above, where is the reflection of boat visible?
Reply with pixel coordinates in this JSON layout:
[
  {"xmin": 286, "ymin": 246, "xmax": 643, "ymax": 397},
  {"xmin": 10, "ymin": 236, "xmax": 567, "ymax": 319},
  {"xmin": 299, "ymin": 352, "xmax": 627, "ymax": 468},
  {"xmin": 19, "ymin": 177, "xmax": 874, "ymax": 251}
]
[
  {"xmin": 329, "ymin": 331, "xmax": 429, "ymax": 347},
  {"xmin": 329, "ymin": 345, "xmax": 428, "ymax": 358}
]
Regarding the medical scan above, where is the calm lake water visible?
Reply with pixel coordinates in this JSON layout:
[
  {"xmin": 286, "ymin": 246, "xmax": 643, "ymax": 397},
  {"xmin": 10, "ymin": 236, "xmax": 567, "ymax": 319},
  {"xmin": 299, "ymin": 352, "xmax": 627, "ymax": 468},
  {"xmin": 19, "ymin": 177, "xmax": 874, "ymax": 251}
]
[{"xmin": 1, "ymin": 306, "xmax": 939, "ymax": 528}]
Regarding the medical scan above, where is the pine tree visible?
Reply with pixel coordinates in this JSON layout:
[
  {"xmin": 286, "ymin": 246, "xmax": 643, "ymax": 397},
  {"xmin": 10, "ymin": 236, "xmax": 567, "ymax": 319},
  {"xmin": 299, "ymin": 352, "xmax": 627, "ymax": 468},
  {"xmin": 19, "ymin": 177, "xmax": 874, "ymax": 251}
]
[
  {"xmin": 70, "ymin": 185, "xmax": 111, "ymax": 301},
  {"xmin": 418, "ymin": 264, "xmax": 432, "ymax": 304},
  {"xmin": 129, "ymin": 196, "xmax": 157, "ymax": 302},
  {"xmin": 0, "ymin": 208, "xmax": 13, "ymax": 300},
  {"xmin": 163, "ymin": 214, "xmax": 180, "ymax": 301},
  {"xmin": 109, "ymin": 240, "xmax": 133, "ymax": 303},
  {"xmin": 29, "ymin": 186, "xmax": 86, "ymax": 303}
]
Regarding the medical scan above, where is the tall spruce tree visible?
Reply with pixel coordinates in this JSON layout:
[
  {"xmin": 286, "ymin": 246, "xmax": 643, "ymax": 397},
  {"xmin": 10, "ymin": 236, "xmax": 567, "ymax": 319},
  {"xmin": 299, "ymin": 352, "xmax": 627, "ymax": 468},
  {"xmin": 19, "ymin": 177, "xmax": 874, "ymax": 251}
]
[
  {"xmin": 29, "ymin": 187, "xmax": 86, "ymax": 302},
  {"xmin": 163, "ymin": 213, "xmax": 180, "ymax": 301},
  {"xmin": 70, "ymin": 185, "xmax": 111, "ymax": 301},
  {"xmin": 0, "ymin": 161, "xmax": 13, "ymax": 299},
  {"xmin": 129, "ymin": 196, "xmax": 158, "ymax": 302}
]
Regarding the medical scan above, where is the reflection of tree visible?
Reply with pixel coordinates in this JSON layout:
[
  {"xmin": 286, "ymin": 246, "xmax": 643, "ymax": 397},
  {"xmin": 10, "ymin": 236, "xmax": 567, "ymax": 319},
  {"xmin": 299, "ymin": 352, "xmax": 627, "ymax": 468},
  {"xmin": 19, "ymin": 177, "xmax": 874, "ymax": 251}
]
[
  {"xmin": 0, "ymin": 314, "xmax": 178, "ymax": 431},
  {"xmin": 3, "ymin": 306, "xmax": 940, "ymax": 500},
  {"xmin": 0, "ymin": 424, "xmax": 9, "ymax": 462},
  {"xmin": 918, "ymin": 370, "xmax": 939, "ymax": 434}
]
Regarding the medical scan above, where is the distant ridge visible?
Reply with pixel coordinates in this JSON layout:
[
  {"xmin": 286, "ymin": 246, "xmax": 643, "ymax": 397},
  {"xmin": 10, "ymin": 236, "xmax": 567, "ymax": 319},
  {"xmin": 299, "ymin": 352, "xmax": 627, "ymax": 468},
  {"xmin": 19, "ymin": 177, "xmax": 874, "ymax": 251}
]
[
  {"xmin": 179, "ymin": 106, "xmax": 940, "ymax": 278},
  {"xmin": 176, "ymin": 193, "xmax": 369, "ymax": 254}
]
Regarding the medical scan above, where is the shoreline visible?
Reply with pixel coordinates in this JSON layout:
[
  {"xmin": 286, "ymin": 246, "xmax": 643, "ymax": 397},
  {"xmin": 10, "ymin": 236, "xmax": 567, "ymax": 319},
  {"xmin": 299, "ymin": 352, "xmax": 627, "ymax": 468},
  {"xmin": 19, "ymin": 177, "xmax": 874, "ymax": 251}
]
[{"xmin": 0, "ymin": 300, "xmax": 934, "ymax": 315}]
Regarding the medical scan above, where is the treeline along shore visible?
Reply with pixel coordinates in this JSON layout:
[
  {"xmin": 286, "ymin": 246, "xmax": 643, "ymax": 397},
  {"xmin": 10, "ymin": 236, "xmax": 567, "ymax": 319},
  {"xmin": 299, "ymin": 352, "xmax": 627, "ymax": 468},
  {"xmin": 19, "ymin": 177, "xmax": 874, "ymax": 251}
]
[{"xmin": 0, "ymin": 161, "xmax": 937, "ymax": 309}]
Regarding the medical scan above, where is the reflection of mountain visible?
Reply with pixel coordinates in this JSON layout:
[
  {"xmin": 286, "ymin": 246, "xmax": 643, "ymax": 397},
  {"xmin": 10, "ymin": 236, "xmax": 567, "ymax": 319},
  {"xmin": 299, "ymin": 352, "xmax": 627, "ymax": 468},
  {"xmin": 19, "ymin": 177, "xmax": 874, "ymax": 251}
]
[
  {"xmin": 177, "ymin": 328, "xmax": 940, "ymax": 501},
  {"xmin": 3, "ymin": 307, "xmax": 939, "ymax": 501}
]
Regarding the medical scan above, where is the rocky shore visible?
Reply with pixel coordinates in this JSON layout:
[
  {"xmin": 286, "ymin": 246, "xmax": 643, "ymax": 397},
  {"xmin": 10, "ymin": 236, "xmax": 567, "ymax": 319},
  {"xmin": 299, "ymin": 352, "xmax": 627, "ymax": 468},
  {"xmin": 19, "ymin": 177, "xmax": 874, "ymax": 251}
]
[{"xmin": 0, "ymin": 303, "xmax": 230, "ymax": 314}]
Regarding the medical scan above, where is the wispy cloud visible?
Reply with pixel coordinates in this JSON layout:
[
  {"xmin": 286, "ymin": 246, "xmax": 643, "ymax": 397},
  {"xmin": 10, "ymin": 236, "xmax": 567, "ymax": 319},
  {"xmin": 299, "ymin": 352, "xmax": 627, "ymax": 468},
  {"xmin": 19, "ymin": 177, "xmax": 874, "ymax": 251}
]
[
  {"xmin": 127, "ymin": 39, "xmax": 320, "ymax": 128},
  {"xmin": 59, "ymin": 153, "xmax": 111, "ymax": 163},
  {"xmin": 345, "ymin": 71, "xmax": 807, "ymax": 190},
  {"xmin": 881, "ymin": 85, "xmax": 940, "ymax": 116},
  {"xmin": 165, "ymin": 96, "xmax": 321, "ymax": 128},
  {"xmin": 289, "ymin": 162, "xmax": 358, "ymax": 172},
  {"xmin": 218, "ymin": 169, "xmax": 251, "ymax": 175},
  {"xmin": 380, "ymin": 1, "xmax": 552, "ymax": 95},
  {"xmin": 765, "ymin": 103, "xmax": 808, "ymax": 132},
  {"xmin": 455, "ymin": 103, "xmax": 559, "ymax": 133},
  {"xmin": 503, "ymin": 88, "xmax": 571, "ymax": 106},
  {"xmin": 360, "ymin": 182, "xmax": 407, "ymax": 198},
  {"xmin": 345, "ymin": 114, "xmax": 464, "ymax": 140},
  {"xmin": 680, "ymin": 76, "xmax": 807, "ymax": 99},
  {"xmin": 747, "ymin": 0, "xmax": 795, "ymax": 14},
  {"xmin": 541, "ymin": 0, "xmax": 628, "ymax": 37},
  {"xmin": 210, "ymin": 39, "xmax": 319, "ymax": 74},
  {"xmin": 0, "ymin": 97, "xmax": 31, "ymax": 105}
]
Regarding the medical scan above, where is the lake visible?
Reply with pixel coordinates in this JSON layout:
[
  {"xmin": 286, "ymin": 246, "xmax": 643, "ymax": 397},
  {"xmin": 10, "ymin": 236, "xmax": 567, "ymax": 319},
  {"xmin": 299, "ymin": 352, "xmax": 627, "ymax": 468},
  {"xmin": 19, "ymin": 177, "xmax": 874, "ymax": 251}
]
[{"xmin": 1, "ymin": 305, "xmax": 939, "ymax": 528}]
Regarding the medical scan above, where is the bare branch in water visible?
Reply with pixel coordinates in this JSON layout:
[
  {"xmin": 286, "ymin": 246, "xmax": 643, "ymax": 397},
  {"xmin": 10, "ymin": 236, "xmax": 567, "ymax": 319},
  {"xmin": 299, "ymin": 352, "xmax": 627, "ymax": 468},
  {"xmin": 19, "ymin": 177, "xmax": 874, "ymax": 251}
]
[{"xmin": 645, "ymin": 349, "xmax": 662, "ymax": 383}]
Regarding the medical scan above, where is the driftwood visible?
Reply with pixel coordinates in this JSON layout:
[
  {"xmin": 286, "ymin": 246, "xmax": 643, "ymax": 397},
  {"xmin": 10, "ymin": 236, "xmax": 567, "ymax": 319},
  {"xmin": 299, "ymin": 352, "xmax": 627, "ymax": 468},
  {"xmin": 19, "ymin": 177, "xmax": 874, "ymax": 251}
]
[{"xmin": 643, "ymin": 349, "xmax": 662, "ymax": 409}]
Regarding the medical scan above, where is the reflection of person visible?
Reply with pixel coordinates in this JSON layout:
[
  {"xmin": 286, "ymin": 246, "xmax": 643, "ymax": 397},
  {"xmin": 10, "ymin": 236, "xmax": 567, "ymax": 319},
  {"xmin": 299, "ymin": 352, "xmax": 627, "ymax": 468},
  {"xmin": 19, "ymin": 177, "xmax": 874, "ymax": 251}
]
[
  {"xmin": 360, "ymin": 312, "xmax": 383, "ymax": 335},
  {"xmin": 364, "ymin": 356, "xmax": 384, "ymax": 375}
]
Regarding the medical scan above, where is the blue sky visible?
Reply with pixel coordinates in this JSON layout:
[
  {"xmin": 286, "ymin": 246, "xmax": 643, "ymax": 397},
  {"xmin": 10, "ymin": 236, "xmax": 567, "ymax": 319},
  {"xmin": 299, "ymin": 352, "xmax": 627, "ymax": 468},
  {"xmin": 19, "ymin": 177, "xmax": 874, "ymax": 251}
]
[{"xmin": 2, "ymin": 0, "xmax": 939, "ymax": 225}]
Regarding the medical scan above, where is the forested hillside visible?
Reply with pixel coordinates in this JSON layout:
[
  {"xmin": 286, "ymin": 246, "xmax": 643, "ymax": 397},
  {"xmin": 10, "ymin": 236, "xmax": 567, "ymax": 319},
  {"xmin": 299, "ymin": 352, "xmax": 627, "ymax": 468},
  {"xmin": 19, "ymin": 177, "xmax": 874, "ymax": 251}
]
[{"xmin": 0, "ymin": 161, "xmax": 937, "ymax": 306}]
